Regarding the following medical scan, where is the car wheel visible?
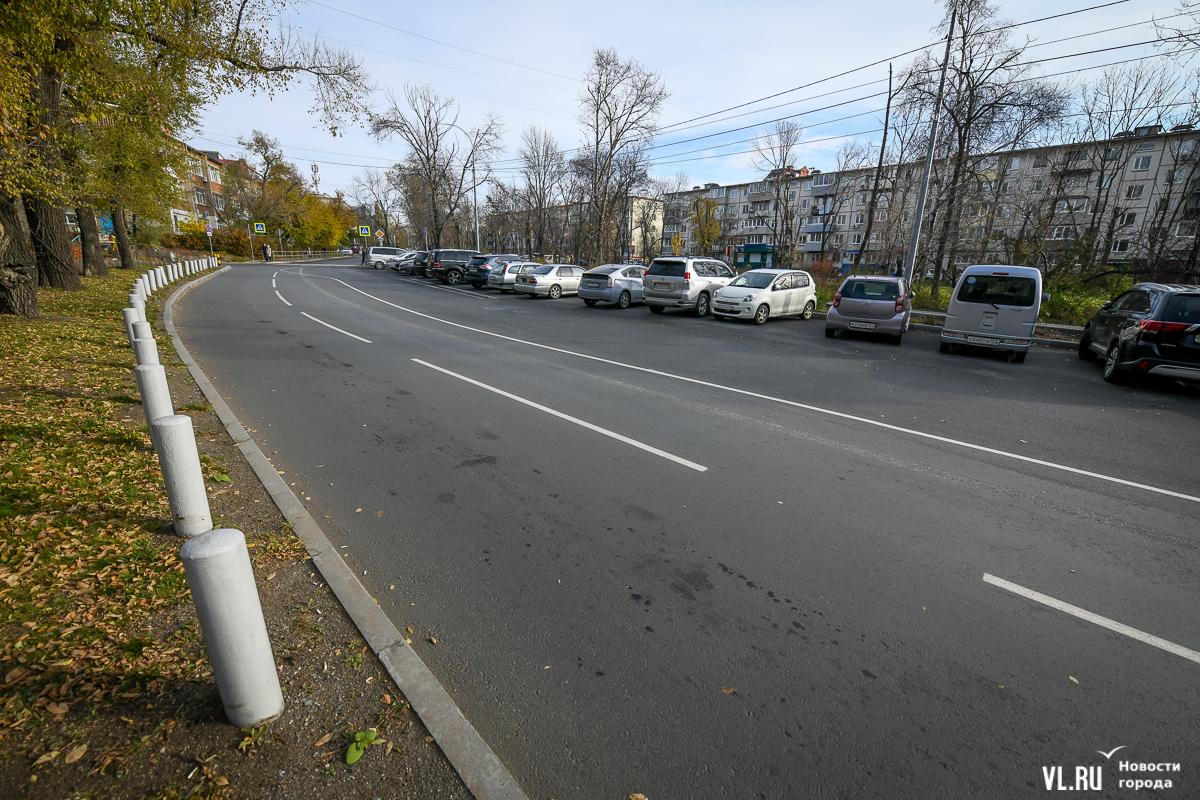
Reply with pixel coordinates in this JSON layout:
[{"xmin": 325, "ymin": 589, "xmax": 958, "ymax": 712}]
[
  {"xmin": 583, "ymin": 298, "xmax": 598, "ymax": 307},
  {"xmin": 891, "ymin": 334, "xmax": 903, "ymax": 345},
  {"xmin": 1078, "ymin": 325, "xmax": 1097, "ymax": 361},
  {"xmin": 939, "ymin": 342, "xmax": 952, "ymax": 354},
  {"xmin": 617, "ymin": 291, "xmax": 631, "ymax": 309},
  {"xmin": 649, "ymin": 305, "xmax": 664, "ymax": 314},
  {"xmin": 801, "ymin": 300, "xmax": 815, "ymax": 320},
  {"xmin": 446, "ymin": 270, "xmax": 463, "ymax": 285},
  {"xmin": 373, "ymin": 261, "xmax": 384, "ymax": 270},
  {"xmin": 1102, "ymin": 341, "xmax": 1124, "ymax": 383},
  {"xmin": 825, "ymin": 327, "xmax": 836, "ymax": 338},
  {"xmin": 548, "ymin": 284, "xmax": 562, "ymax": 300},
  {"xmin": 695, "ymin": 293, "xmax": 711, "ymax": 317},
  {"xmin": 753, "ymin": 304, "xmax": 769, "ymax": 325}
]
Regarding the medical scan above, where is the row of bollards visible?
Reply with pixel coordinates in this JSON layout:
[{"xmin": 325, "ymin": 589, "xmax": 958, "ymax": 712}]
[{"xmin": 123, "ymin": 257, "xmax": 284, "ymax": 728}]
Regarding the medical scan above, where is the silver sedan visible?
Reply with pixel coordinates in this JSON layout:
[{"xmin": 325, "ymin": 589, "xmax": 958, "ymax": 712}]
[
  {"xmin": 579, "ymin": 265, "xmax": 647, "ymax": 308},
  {"xmin": 487, "ymin": 261, "xmax": 540, "ymax": 293},
  {"xmin": 514, "ymin": 264, "xmax": 584, "ymax": 299}
]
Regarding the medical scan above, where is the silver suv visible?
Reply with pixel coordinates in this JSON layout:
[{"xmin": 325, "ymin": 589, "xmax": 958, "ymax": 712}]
[{"xmin": 643, "ymin": 257, "xmax": 735, "ymax": 316}]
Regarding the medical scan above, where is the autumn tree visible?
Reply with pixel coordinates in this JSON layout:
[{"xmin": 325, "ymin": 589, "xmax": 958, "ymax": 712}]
[{"xmin": 688, "ymin": 197, "xmax": 721, "ymax": 256}]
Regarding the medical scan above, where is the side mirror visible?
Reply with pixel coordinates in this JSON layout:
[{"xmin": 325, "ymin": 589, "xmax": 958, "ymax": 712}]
[
  {"xmin": 1041, "ymin": 293, "xmax": 1050, "ymax": 304},
  {"xmin": 1101, "ymin": 300, "xmax": 1111, "ymax": 310}
]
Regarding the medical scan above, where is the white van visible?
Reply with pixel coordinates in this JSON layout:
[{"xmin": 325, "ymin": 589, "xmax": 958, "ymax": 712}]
[{"xmin": 939, "ymin": 265, "xmax": 1047, "ymax": 363}]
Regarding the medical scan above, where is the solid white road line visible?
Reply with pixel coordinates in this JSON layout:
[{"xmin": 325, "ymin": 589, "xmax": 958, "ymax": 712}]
[
  {"xmin": 983, "ymin": 573, "xmax": 1200, "ymax": 665},
  {"xmin": 272, "ymin": 278, "xmax": 276, "ymax": 288},
  {"xmin": 274, "ymin": 290, "xmax": 292, "ymax": 306},
  {"xmin": 300, "ymin": 312, "xmax": 373, "ymax": 343},
  {"xmin": 397, "ymin": 277, "xmax": 495, "ymax": 301},
  {"xmin": 297, "ymin": 273, "xmax": 1200, "ymax": 505},
  {"xmin": 412, "ymin": 358, "xmax": 707, "ymax": 472}
]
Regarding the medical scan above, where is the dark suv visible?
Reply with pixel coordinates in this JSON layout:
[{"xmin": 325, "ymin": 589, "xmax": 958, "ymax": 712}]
[
  {"xmin": 1079, "ymin": 283, "xmax": 1200, "ymax": 384},
  {"xmin": 409, "ymin": 251, "xmax": 430, "ymax": 277},
  {"xmin": 426, "ymin": 249, "xmax": 481, "ymax": 284},
  {"xmin": 465, "ymin": 254, "xmax": 519, "ymax": 288}
]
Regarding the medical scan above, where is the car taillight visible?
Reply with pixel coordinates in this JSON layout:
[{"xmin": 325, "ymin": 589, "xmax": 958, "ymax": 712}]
[
  {"xmin": 1139, "ymin": 320, "xmax": 1191, "ymax": 334},
  {"xmin": 529, "ymin": 278, "xmax": 537, "ymax": 285},
  {"xmin": 683, "ymin": 271, "xmax": 691, "ymax": 280},
  {"xmin": 895, "ymin": 295, "xmax": 905, "ymax": 313},
  {"xmin": 833, "ymin": 291, "xmax": 842, "ymax": 308},
  {"xmin": 607, "ymin": 277, "xmax": 614, "ymax": 288},
  {"xmin": 434, "ymin": 261, "xmax": 441, "ymax": 267}
]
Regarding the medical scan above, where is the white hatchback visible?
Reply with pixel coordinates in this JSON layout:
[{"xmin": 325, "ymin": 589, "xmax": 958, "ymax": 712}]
[{"xmin": 712, "ymin": 269, "xmax": 818, "ymax": 324}]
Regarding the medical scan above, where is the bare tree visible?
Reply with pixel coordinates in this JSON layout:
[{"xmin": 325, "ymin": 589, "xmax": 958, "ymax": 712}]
[
  {"xmin": 371, "ymin": 84, "xmax": 503, "ymax": 250},
  {"xmin": 352, "ymin": 168, "xmax": 402, "ymax": 245},
  {"xmin": 816, "ymin": 140, "xmax": 870, "ymax": 264},
  {"xmin": 519, "ymin": 126, "xmax": 567, "ymax": 255},
  {"xmin": 577, "ymin": 48, "xmax": 668, "ymax": 264},
  {"xmin": 752, "ymin": 120, "xmax": 805, "ymax": 268}
]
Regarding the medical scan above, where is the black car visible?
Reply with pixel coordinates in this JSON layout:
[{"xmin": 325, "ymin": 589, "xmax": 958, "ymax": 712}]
[
  {"xmin": 465, "ymin": 254, "xmax": 519, "ymax": 288},
  {"xmin": 1078, "ymin": 282, "xmax": 1200, "ymax": 384},
  {"xmin": 408, "ymin": 251, "xmax": 430, "ymax": 277},
  {"xmin": 426, "ymin": 249, "xmax": 481, "ymax": 284}
]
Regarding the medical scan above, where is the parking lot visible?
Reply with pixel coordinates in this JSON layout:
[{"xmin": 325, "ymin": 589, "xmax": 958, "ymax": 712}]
[{"xmin": 180, "ymin": 256, "xmax": 1200, "ymax": 799}]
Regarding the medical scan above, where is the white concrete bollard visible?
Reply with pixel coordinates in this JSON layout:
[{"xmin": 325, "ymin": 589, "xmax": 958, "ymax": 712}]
[
  {"xmin": 151, "ymin": 414, "xmax": 212, "ymax": 537},
  {"xmin": 146, "ymin": 270, "xmax": 158, "ymax": 293},
  {"xmin": 179, "ymin": 528, "xmax": 283, "ymax": 727},
  {"xmin": 133, "ymin": 278, "xmax": 146, "ymax": 298},
  {"xmin": 132, "ymin": 319, "xmax": 152, "ymax": 341},
  {"xmin": 133, "ymin": 336, "xmax": 159, "ymax": 366},
  {"xmin": 122, "ymin": 308, "xmax": 139, "ymax": 346},
  {"xmin": 128, "ymin": 296, "xmax": 146, "ymax": 322},
  {"xmin": 134, "ymin": 364, "xmax": 173, "ymax": 451},
  {"xmin": 155, "ymin": 266, "xmax": 166, "ymax": 288},
  {"xmin": 141, "ymin": 272, "xmax": 152, "ymax": 295}
]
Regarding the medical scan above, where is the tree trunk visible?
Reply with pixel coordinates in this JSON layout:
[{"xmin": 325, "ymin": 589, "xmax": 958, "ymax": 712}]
[
  {"xmin": 0, "ymin": 191, "xmax": 39, "ymax": 317},
  {"xmin": 24, "ymin": 196, "xmax": 80, "ymax": 290},
  {"xmin": 77, "ymin": 206, "xmax": 107, "ymax": 276},
  {"xmin": 112, "ymin": 201, "xmax": 136, "ymax": 269}
]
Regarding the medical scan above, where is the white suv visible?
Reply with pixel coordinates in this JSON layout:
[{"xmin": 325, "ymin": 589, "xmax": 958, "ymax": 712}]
[{"xmin": 643, "ymin": 257, "xmax": 735, "ymax": 316}]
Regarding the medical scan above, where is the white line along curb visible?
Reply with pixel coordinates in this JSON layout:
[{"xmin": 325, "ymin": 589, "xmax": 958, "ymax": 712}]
[{"xmin": 162, "ymin": 267, "xmax": 528, "ymax": 800}]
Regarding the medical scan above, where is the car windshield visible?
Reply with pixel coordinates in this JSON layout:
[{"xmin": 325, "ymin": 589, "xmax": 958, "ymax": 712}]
[
  {"xmin": 841, "ymin": 280, "xmax": 899, "ymax": 300},
  {"xmin": 647, "ymin": 259, "xmax": 686, "ymax": 277},
  {"xmin": 1164, "ymin": 294, "xmax": 1200, "ymax": 323},
  {"xmin": 729, "ymin": 272, "xmax": 776, "ymax": 289},
  {"xmin": 956, "ymin": 275, "xmax": 1036, "ymax": 307}
]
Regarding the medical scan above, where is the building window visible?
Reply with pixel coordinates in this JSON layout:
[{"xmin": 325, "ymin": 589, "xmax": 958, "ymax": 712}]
[
  {"xmin": 835, "ymin": 214, "xmax": 846, "ymax": 225},
  {"xmin": 1132, "ymin": 156, "xmax": 1152, "ymax": 171},
  {"xmin": 194, "ymin": 190, "xmax": 206, "ymax": 206},
  {"xmin": 1125, "ymin": 184, "xmax": 1144, "ymax": 200},
  {"xmin": 1065, "ymin": 176, "xmax": 1083, "ymax": 188},
  {"xmin": 813, "ymin": 174, "xmax": 835, "ymax": 187},
  {"xmin": 851, "ymin": 233, "xmax": 862, "ymax": 244},
  {"xmin": 1051, "ymin": 226, "xmax": 1079, "ymax": 240},
  {"xmin": 1157, "ymin": 197, "xmax": 1180, "ymax": 212},
  {"xmin": 1118, "ymin": 212, "xmax": 1136, "ymax": 226},
  {"xmin": 214, "ymin": 194, "xmax": 226, "ymax": 210},
  {"xmin": 1110, "ymin": 239, "xmax": 1130, "ymax": 252},
  {"xmin": 1033, "ymin": 156, "xmax": 1049, "ymax": 168},
  {"xmin": 1103, "ymin": 147, "xmax": 1121, "ymax": 161},
  {"xmin": 1136, "ymin": 140, "xmax": 1156, "ymax": 150},
  {"xmin": 1055, "ymin": 198, "xmax": 1087, "ymax": 213},
  {"xmin": 800, "ymin": 199, "xmax": 809, "ymax": 210},
  {"xmin": 853, "ymin": 213, "xmax": 865, "ymax": 225},
  {"xmin": 1000, "ymin": 181, "xmax": 1013, "ymax": 194},
  {"xmin": 208, "ymin": 167, "xmax": 221, "ymax": 184},
  {"xmin": 965, "ymin": 226, "xmax": 986, "ymax": 240},
  {"xmin": 1032, "ymin": 179, "xmax": 1044, "ymax": 192},
  {"xmin": 875, "ymin": 210, "xmax": 888, "ymax": 222},
  {"xmin": 1166, "ymin": 169, "xmax": 1188, "ymax": 184},
  {"xmin": 1098, "ymin": 174, "xmax": 1113, "ymax": 189},
  {"xmin": 1175, "ymin": 221, "xmax": 1197, "ymax": 237},
  {"xmin": 1005, "ymin": 156, "xmax": 1020, "ymax": 170}
]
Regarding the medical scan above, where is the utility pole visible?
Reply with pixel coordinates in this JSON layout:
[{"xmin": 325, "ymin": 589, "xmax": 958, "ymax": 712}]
[
  {"xmin": 903, "ymin": 2, "xmax": 957, "ymax": 286},
  {"xmin": 472, "ymin": 162, "xmax": 480, "ymax": 252}
]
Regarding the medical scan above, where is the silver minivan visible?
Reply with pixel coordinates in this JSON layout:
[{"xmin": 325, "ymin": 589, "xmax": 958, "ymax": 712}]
[
  {"xmin": 939, "ymin": 265, "xmax": 1047, "ymax": 363},
  {"xmin": 643, "ymin": 256, "xmax": 735, "ymax": 316}
]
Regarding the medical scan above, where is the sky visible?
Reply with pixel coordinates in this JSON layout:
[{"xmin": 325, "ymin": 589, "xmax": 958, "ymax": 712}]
[{"xmin": 190, "ymin": 0, "xmax": 1187, "ymax": 201}]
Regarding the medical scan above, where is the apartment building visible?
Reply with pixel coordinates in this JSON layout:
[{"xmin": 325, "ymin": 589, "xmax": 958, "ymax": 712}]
[
  {"xmin": 170, "ymin": 145, "xmax": 230, "ymax": 233},
  {"xmin": 660, "ymin": 122, "xmax": 1199, "ymax": 279}
]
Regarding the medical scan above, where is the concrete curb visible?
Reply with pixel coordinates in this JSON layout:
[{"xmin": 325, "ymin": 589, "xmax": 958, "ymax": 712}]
[{"xmin": 161, "ymin": 268, "xmax": 528, "ymax": 800}]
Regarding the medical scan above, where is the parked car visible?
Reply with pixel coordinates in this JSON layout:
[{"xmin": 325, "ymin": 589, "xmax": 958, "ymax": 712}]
[
  {"xmin": 825, "ymin": 275, "xmax": 911, "ymax": 344},
  {"xmin": 487, "ymin": 261, "xmax": 540, "ymax": 293},
  {"xmin": 465, "ymin": 254, "xmax": 519, "ymax": 288},
  {"xmin": 711, "ymin": 269, "xmax": 818, "ymax": 324},
  {"xmin": 514, "ymin": 264, "xmax": 584, "ymax": 299},
  {"xmin": 388, "ymin": 253, "xmax": 422, "ymax": 275},
  {"xmin": 939, "ymin": 265, "xmax": 1047, "ymax": 363},
  {"xmin": 643, "ymin": 256, "xmax": 735, "ymax": 316},
  {"xmin": 579, "ymin": 264, "xmax": 647, "ymax": 308},
  {"xmin": 426, "ymin": 249, "xmax": 481, "ymax": 284},
  {"xmin": 365, "ymin": 246, "xmax": 404, "ymax": 269},
  {"xmin": 1078, "ymin": 283, "xmax": 1200, "ymax": 384},
  {"xmin": 337, "ymin": 246, "xmax": 353, "ymax": 255}
]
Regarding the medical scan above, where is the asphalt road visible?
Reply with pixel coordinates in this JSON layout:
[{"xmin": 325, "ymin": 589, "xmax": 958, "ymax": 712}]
[{"xmin": 177, "ymin": 259, "xmax": 1200, "ymax": 799}]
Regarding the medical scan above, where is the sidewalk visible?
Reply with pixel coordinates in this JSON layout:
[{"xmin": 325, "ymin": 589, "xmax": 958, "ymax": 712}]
[{"xmin": 0, "ymin": 273, "xmax": 473, "ymax": 798}]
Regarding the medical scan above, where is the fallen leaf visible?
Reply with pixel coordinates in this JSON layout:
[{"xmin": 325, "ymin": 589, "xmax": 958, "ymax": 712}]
[
  {"xmin": 47, "ymin": 701, "xmax": 69, "ymax": 715},
  {"xmin": 382, "ymin": 694, "xmax": 392, "ymax": 705},
  {"xmin": 33, "ymin": 750, "xmax": 60, "ymax": 766},
  {"xmin": 377, "ymin": 510, "xmax": 383, "ymax": 517},
  {"xmin": 1069, "ymin": 675, "xmax": 1079, "ymax": 684},
  {"xmin": 212, "ymin": 776, "xmax": 229, "ymax": 786},
  {"xmin": 386, "ymin": 741, "xmax": 394, "ymax": 756},
  {"xmin": 427, "ymin": 637, "xmax": 437, "ymax": 644},
  {"xmin": 64, "ymin": 743, "xmax": 88, "ymax": 764},
  {"xmin": 406, "ymin": 627, "xmax": 413, "ymax": 634},
  {"xmin": 630, "ymin": 794, "xmax": 650, "ymax": 800},
  {"xmin": 720, "ymin": 686, "xmax": 736, "ymax": 694},
  {"xmin": 355, "ymin": 508, "xmax": 362, "ymax": 513},
  {"xmin": 315, "ymin": 733, "xmax": 333, "ymax": 747},
  {"xmin": 266, "ymin": 572, "xmax": 277, "ymax": 581}
]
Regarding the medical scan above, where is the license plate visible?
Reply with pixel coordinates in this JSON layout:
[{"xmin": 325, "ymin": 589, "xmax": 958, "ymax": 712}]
[
  {"xmin": 967, "ymin": 336, "xmax": 1000, "ymax": 346},
  {"xmin": 848, "ymin": 321, "xmax": 876, "ymax": 330},
  {"xmin": 654, "ymin": 282, "xmax": 670, "ymax": 290},
  {"xmin": 715, "ymin": 305, "xmax": 736, "ymax": 312},
  {"xmin": 587, "ymin": 281, "xmax": 600, "ymax": 288}
]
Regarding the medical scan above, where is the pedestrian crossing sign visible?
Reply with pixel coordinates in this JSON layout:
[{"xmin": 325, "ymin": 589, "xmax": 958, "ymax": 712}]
[
  {"xmin": 254, "ymin": 222, "xmax": 266, "ymax": 233},
  {"xmin": 359, "ymin": 225, "xmax": 370, "ymax": 236}
]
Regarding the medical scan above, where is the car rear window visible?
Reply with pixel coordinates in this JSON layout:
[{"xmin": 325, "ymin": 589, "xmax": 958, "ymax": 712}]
[
  {"xmin": 1163, "ymin": 294, "xmax": 1200, "ymax": 323},
  {"xmin": 956, "ymin": 275, "xmax": 1036, "ymax": 307},
  {"xmin": 647, "ymin": 259, "xmax": 686, "ymax": 277},
  {"xmin": 467, "ymin": 256, "xmax": 488, "ymax": 267},
  {"xmin": 841, "ymin": 280, "xmax": 899, "ymax": 300},
  {"xmin": 589, "ymin": 266, "xmax": 620, "ymax": 275},
  {"xmin": 532, "ymin": 265, "xmax": 554, "ymax": 275}
]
